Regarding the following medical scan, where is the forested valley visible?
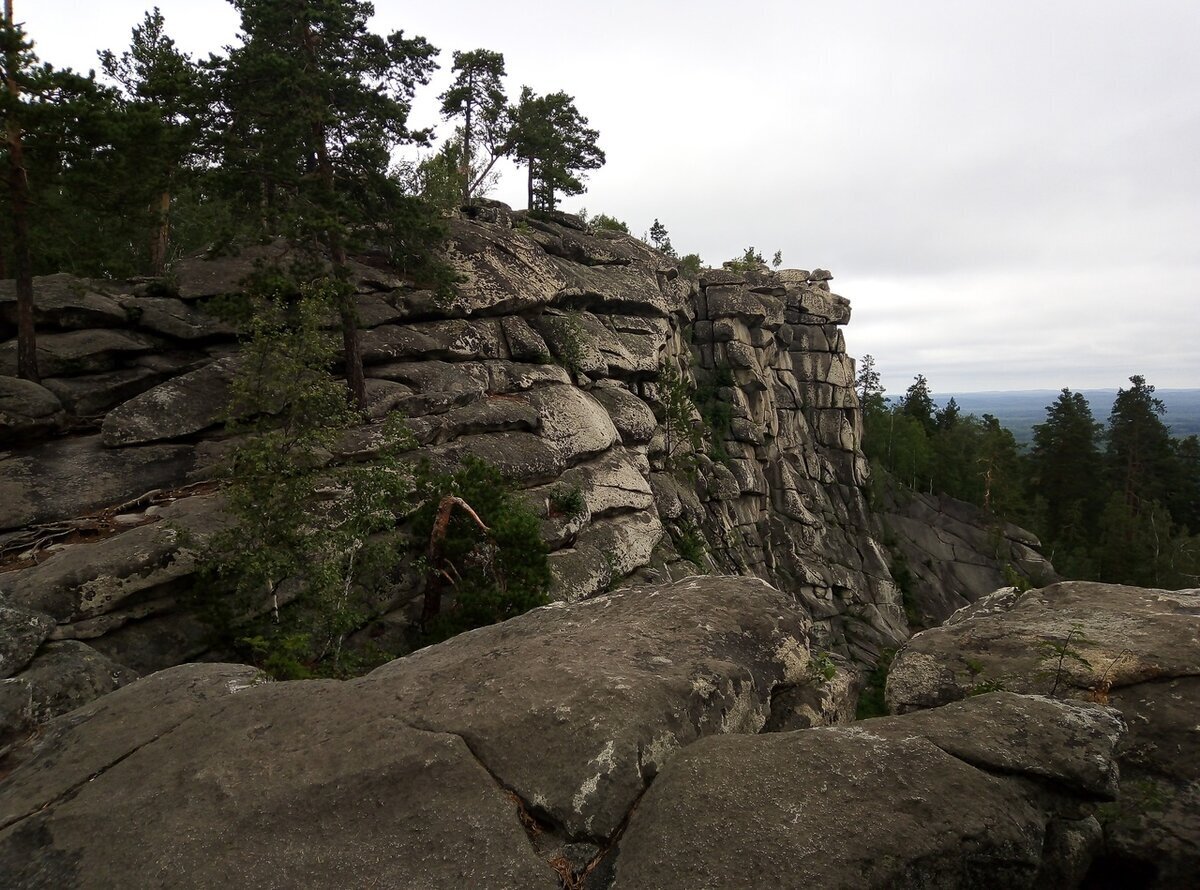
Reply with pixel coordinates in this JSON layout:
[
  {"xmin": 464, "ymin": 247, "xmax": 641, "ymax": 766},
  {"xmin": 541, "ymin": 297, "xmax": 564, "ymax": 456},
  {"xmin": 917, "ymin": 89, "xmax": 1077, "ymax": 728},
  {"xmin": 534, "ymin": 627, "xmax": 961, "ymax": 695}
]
[{"xmin": 858, "ymin": 355, "xmax": 1200, "ymax": 589}]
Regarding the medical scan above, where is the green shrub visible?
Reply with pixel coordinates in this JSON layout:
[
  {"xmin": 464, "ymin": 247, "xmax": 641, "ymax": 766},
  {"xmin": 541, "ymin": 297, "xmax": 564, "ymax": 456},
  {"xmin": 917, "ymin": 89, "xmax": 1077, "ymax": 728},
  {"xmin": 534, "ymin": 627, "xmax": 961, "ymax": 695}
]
[
  {"xmin": 409, "ymin": 456, "xmax": 550, "ymax": 642},
  {"xmin": 197, "ymin": 278, "xmax": 412, "ymax": 679},
  {"xmin": 548, "ymin": 484, "xmax": 587, "ymax": 520},
  {"xmin": 855, "ymin": 648, "xmax": 895, "ymax": 719}
]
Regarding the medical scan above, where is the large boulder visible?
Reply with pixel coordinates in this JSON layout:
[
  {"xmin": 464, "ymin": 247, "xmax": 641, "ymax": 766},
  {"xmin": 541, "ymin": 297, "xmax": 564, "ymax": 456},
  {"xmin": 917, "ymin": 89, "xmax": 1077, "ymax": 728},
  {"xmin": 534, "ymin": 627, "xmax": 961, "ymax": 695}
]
[
  {"xmin": 0, "ymin": 329, "xmax": 157, "ymax": 378},
  {"xmin": 100, "ymin": 357, "xmax": 240, "ymax": 446},
  {"xmin": 0, "ymin": 666, "xmax": 556, "ymax": 889},
  {"xmin": 887, "ymin": 581, "xmax": 1200, "ymax": 888},
  {"xmin": 0, "ymin": 377, "xmax": 64, "ymax": 443},
  {"xmin": 0, "ymin": 274, "xmax": 127, "ymax": 330},
  {"xmin": 610, "ymin": 693, "xmax": 1124, "ymax": 889},
  {"xmin": 359, "ymin": 576, "xmax": 818, "ymax": 842},
  {"xmin": 0, "ymin": 576, "xmax": 833, "ymax": 886}
]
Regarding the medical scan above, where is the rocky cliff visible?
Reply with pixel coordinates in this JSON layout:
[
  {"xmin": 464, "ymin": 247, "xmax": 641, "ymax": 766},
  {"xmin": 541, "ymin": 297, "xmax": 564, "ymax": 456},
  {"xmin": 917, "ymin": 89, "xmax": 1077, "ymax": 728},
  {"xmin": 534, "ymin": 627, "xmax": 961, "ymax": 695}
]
[{"xmin": 1, "ymin": 204, "xmax": 1035, "ymax": 736}]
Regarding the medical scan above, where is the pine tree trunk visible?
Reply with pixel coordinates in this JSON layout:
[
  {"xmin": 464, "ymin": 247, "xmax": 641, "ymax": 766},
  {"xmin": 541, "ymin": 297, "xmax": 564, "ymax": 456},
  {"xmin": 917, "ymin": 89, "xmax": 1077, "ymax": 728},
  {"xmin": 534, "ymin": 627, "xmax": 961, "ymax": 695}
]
[
  {"xmin": 461, "ymin": 78, "xmax": 472, "ymax": 206},
  {"xmin": 148, "ymin": 188, "xmax": 170, "ymax": 274},
  {"xmin": 4, "ymin": 0, "xmax": 38, "ymax": 382},
  {"xmin": 527, "ymin": 158, "xmax": 534, "ymax": 211},
  {"xmin": 301, "ymin": 22, "xmax": 365, "ymax": 410}
]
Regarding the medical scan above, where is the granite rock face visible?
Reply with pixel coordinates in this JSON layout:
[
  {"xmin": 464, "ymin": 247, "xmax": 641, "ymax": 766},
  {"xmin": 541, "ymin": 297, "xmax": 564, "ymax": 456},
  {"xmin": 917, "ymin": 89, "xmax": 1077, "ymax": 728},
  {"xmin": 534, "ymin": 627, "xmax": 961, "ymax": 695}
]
[
  {"xmin": 0, "ymin": 206, "xmax": 1036, "ymax": 733},
  {"xmin": 887, "ymin": 581, "xmax": 1200, "ymax": 888},
  {"xmin": 0, "ymin": 577, "xmax": 835, "ymax": 887}
]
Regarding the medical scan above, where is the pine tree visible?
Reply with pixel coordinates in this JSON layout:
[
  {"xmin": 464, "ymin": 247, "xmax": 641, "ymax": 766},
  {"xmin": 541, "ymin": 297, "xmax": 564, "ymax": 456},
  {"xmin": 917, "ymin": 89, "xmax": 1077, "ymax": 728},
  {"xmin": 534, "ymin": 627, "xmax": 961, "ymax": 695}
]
[
  {"xmin": 899, "ymin": 374, "xmax": 936, "ymax": 434},
  {"xmin": 217, "ymin": 0, "xmax": 438, "ymax": 407},
  {"xmin": 99, "ymin": 7, "xmax": 205, "ymax": 273},
  {"xmin": 509, "ymin": 86, "xmax": 604, "ymax": 211},
  {"xmin": 438, "ymin": 49, "xmax": 507, "ymax": 206},
  {"xmin": 1107, "ymin": 375, "xmax": 1174, "ymax": 512},
  {"xmin": 1028, "ymin": 389, "xmax": 1103, "ymax": 546},
  {"xmin": 648, "ymin": 218, "xmax": 675, "ymax": 256}
]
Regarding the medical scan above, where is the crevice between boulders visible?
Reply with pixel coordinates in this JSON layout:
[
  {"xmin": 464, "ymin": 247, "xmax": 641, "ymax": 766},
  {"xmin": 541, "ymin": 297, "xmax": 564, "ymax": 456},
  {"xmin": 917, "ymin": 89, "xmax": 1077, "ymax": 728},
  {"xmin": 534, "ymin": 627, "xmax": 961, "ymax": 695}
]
[{"xmin": 0, "ymin": 716, "xmax": 193, "ymax": 833}]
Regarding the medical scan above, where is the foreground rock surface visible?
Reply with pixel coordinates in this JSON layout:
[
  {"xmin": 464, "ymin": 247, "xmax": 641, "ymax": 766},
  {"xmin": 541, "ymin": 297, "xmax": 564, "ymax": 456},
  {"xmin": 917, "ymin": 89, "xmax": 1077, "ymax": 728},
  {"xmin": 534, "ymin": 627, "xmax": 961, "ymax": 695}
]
[
  {"xmin": 611, "ymin": 693, "xmax": 1123, "ymax": 889},
  {"xmin": 887, "ymin": 581, "xmax": 1200, "ymax": 888},
  {"xmin": 0, "ymin": 576, "xmax": 835, "ymax": 887}
]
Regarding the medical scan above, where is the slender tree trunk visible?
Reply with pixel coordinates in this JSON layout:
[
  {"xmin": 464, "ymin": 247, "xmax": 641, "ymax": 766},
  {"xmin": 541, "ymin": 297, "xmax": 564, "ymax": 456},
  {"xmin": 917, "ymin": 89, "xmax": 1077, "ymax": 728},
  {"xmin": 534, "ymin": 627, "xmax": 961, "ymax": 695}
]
[
  {"xmin": 461, "ymin": 76, "xmax": 472, "ymax": 206},
  {"xmin": 527, "ymin": 158, "xmax": 534, "ymax": 211},
  {"xmin": 300, "ymin": 22, "xmax": 365, "ymax": 410},
  {"xmin": 149, "ymin": 187, "xmax": 170, "ymax": 274},
  {"xmin": 3, "ymin": 0, "xmax": 37, "ymax": 381}
]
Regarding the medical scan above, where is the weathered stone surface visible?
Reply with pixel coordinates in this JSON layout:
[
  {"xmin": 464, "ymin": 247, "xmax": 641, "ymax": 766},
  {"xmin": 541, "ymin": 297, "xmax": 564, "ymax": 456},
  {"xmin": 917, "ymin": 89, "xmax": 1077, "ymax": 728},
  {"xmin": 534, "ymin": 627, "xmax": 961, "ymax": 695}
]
[
  {"xmin": 442, "ymin": 218, "xmax": 565, "ymax": 315},
  {"xmin": 590, "ymin": 382, "xmax": 657, "ymax": 444},
  {"xmin": 887, "ymin": 582, "xmax": 1200, "ymax": 888},
  {"xmin": 116, "ymin": 295, "xmax": 234, "ymax": 341},
  {"xmin": 0, "ymin": 496, "xmax": 224, "ymax": 622},
  {"xmin": 882, "ymin": 489, "xmax": 1054, "ymax": 628},
  {"xmin": 0, "ymin": 329, "xmax": 157, "ymax": 378},
  {"xmin": 42, "ymin": 367, "xmax": 162, "ymax": 417},
  {"xmin": 0, "ymin": 664, "xmax": 555, "ymax": 889},
  {"xmin": 361, "ymin": 318, "xmax": 506, "ymax": 363},
  {"xmin": 0, "ymin": 605, "xmax": 56, "ymax": 679},
  {"xmin": 3, "ymin": 641, "xmax": 137, "ymax": 739},
  {"xmin": 0, "ymin": 436, "xmax": 197, "ymax": 531},
  {"xmin": 500, "ymin": 314, "xmax": 551, "ymax": 361},
  {"xmin": 524, "ymin": 384, "xmax": 619, "ymax": 464},
  {"xmin": 0, "ymin": 377, "xmax": 64, "ymax": 443},
  {"xmin": 362, "ymin": 576, "xmax": 817, "ymax": 841},
  {"xmin": 0, "ymin": 274, "xmax": 127, "ymax": 330},
  {"xmin": 100, "ymin": 357, "xmax": 239, "ymax": 446},
  {"xmin": 611, "ymin": 693, "xmax": 1124, "ymax": 889}
]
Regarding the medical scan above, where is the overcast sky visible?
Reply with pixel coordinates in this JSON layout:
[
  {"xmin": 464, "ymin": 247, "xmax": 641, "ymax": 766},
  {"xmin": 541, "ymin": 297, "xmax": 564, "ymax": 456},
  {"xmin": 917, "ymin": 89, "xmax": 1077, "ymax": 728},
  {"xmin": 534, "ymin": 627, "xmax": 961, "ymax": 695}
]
[{"xmin": 18, "ymin": 0, "xmax": 1200, "ymax": 395}]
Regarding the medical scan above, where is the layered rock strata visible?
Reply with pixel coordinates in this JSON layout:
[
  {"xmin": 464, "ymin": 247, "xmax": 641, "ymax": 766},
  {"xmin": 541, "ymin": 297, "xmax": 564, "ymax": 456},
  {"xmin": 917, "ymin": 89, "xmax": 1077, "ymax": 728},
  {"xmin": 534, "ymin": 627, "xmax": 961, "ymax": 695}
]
[{"xmin": 0, "ymin": 207, "xmax": 1035, "ymax": 735}]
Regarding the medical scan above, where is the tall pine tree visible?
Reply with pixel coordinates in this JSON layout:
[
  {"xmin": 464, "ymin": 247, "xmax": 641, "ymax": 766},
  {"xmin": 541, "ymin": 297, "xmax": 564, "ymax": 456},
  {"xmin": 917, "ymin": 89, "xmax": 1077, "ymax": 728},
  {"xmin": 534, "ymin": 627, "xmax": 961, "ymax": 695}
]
[{"xmin": 217, "ymin": 0, "xmax": 438, "ymax": 407}]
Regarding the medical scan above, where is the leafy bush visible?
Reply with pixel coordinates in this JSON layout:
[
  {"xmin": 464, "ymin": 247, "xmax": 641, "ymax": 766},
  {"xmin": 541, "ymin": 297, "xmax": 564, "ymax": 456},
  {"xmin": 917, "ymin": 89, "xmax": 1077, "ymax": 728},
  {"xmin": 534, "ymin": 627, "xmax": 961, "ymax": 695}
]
[
  {"xmin": 198, "ymin": 278, "xmax": 412, "ymax": 679},
  {"xmin": 409, "ymin": 456, "xmax": 550, "ymax": 642}
]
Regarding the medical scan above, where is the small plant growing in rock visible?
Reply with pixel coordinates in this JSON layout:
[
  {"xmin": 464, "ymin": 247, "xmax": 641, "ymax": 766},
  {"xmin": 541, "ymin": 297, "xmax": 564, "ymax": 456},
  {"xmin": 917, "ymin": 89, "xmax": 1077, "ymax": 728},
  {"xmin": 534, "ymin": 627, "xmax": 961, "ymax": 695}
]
[
  {"xmin": 1036, "ymin": 626, "xmax": 1094, "ymax": 696},
  {"xmin": 807, "ymin": 651, "xmax": 838, "ymax": 685},
  {"xmin": 658, "ymin": 360, "xmax": 702, "ymax": 470},
  {"xmin": 855, "ymin": 649, "xmax": 894, "ymax": 719},
  {"xmin": 548, "ymin": 483, "xmax": 587, "ymax": 520},
  {"xmin": 554, "ymin": 311, "xmax": 588, "ymax": 375},
  {"xmin": 672, "ymin": 519, "xmax": 708, "ymax": 568}
]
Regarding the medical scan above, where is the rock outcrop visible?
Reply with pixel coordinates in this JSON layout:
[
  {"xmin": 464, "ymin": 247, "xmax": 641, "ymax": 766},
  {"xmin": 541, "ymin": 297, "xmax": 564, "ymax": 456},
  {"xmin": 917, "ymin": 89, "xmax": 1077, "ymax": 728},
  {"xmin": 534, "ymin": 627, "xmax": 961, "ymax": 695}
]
[
  {"xmin": 887, "ymin": 581, "xmax": 1200, "ymax": 888},
  {"xmin": 0, "ymin": 207, "xmax": 1039, "ymax": 738},
  {"xmin": 0, "ymin": 577, "xmax": 1126, "ymax": 889}
]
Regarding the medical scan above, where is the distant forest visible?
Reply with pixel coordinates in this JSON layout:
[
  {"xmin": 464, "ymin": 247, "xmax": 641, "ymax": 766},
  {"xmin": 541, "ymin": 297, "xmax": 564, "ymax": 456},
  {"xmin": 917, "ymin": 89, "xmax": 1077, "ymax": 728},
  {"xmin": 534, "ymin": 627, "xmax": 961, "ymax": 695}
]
[
  {"xmin": 858, "ymin": 357, "xmax": 1200, "ymax": 589},
  {"xmin": 938, "ymin": 389, "xmax": 1200, "ymax": 444}
]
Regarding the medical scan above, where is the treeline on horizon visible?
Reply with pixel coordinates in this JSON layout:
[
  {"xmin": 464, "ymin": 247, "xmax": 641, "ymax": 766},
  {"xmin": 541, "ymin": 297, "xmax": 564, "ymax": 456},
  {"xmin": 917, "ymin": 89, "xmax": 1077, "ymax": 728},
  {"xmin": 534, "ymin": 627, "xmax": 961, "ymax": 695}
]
[{"xmin": 858, "ymin": 355, "xmax": 1200, "ymax": 589}]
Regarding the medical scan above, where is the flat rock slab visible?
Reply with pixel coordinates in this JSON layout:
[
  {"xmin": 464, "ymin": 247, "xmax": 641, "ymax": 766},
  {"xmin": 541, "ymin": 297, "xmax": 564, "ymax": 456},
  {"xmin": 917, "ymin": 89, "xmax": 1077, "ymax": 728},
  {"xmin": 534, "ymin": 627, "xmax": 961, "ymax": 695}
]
[
  {"xmin": 100, "ymin": 357, "xmax": 239, "ymax": 446},
  {"xmin": 611, "ymin": 693, "xmax": 1124, "ymax": 889},
  {"xmin": 886, "ymin": 582, "xmax": 1200, "ymax": 712},
  {"xmin": 360, "ymin": 575, "xmax": 815, "ymax": 841},
  {"xmin": 0, "ymin": 329, "xmax": 157, "ymax": 378},
  {"xmin": 0, "ymin": 665, "xmax": 554, "ymax": 889},
  {"xmin": 0, "ymin": 274, "xmax": 128, "ymax": 330},
  {"xmin": 0, "ymin": 435, "xmax": 197, "ymax": 531}
]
